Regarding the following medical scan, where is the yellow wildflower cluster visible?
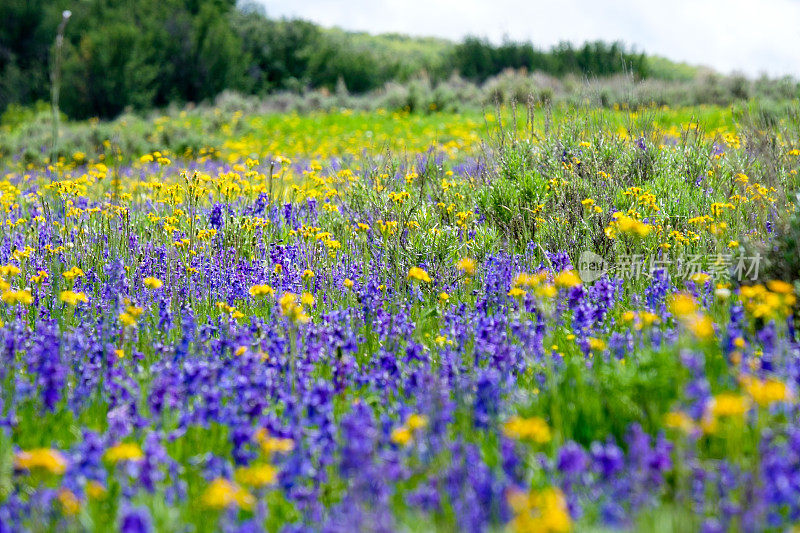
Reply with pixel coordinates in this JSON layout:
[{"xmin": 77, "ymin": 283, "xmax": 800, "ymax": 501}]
[
  {"xmin": 216, "ymin": 301, "xmax": 244, "ymax": 320},
  {"xmin": 456, "ymin": 257, "xmax": 476, "ymax": 277},
  {"xmin": 2, "ymin": 289, "xmax": 33, "ymax": 306},
  {"xmin": 740, "ymin": 281, "xmax": 795, "ymax": 320},
  {"xmin": 554, "ymin": 270, "xmax": 582, "ymax": 289},
  {"xmin": 503, "ymin": 415, "xmax": 551, "ymax": 443},
  {"xmin": 407, "ymin": 267, "xmax": 431, "ymax": 283},
  {"xmin": 621, "ymin": 310, "xmax": 660, "ymax": 330},
  {"xmin": 605, "ymin": 212, "xmax": 651, "ymax": 239},
  {"xmin": 14, "ymin": 448, "xmax": 68, "ymax": 475},
  {"xmin": 58, "ymin": 488, "xmax": 81, "ymax": 515},
  {"xmin": 202, "ymin": 478, "xmax": 255, "ymax": 510},
  {"xmin": 740, "ymin": 375, "xmax": 793, "ymax": 407},
  {"xmin": 249, "ymin": 284, "xmax": 275, "ymax": 298},
  {"xmin": 104, "ymin": 442, "xmax": 144, "ymax": 463},
  {"xmin": 278, "ymin": 292, "xmax": 311, "ymax": 324},
  {"xmin": 509, "ymin": 271, "xmax": 556, "ymax": 300},
  {"xmin": 507, "ymin": 487, "xmax": 572, "ymax": 533},
  {"xmin": 60, "ymin": 290, "xmax": 88, "ymax": 306},
  {"xmin": 255, "ymin": 428, "xmax": 295, "ymax": 456},
  {"xmin": 390, "ymin": 413, "xmax": 429, "ymax": 446},
  {"xmin": 143, "ymin": 276, "xmax": 163, "ymax": 289},
  {"xmin": 667, "ymin": 293, "xmax": 714, "ymax": 339},
  {"xmin": 623, "ymin": 187, "xmax": 660, "ymax": 212},
  {"xmin": 664, "ymin": 410, "xmax": 696, "ymax": 434},
  {"xmin": 581, "ymin": 198, "xmax": 603, "ymax": 214},
  {"xmin": 235, "ymin": 463, "xmax": 278, "ymax": 488}
]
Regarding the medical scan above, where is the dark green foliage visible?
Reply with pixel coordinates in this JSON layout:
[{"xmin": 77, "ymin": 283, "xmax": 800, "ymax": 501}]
[
  {"xmin": 453, "ymin": 37, "xmax": 648, "ymax": 82},
  {"xmin": 1, "ymin": 0, "xmax": 244, "ymax": 118},
  {"xmin": 5, "ymin": 1, "xmax": 794, "ymax": 121},
  {"xmin": 0, "ymin": 0, "xmax": 660, "ymax": 119}
]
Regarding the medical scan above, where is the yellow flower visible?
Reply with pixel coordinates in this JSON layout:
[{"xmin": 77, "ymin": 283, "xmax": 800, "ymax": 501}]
[
  {"xmin": 554, "ymin": 270, "xmax": 582, "ymax": 289},
  {"xmin": 60, "ymin": 290, "xmax": 88, "ymax": 306},
  {"xmin": 235, "ymin": 464, "xmax": 278, "ymax": 488},
  {"xmin": 249, "ymin": 284, "xmax": 274, "ymax": 297},
  {"xmin": 390, "ymin": 426, "xmax": 413, "ymax": 446},
  {"xmin": 408, "ymin": 266, "xmax": 431, "ymax": 283},
  {"xmin": 508, "ymin": 287, "xmax": 527, "ymax": 298},
  {"xmin": 344, "ymin": 278, "xmax": 354, "ymax": 288},
  {"xmin": 202, "ymin": 478, "xmax": 255, "ymax": 510},
  {"xmin": 439, "ymin": 292, "xmax": 450, "ymax": 302},
  {"xmin": 143, "ymin": 276, "xmax": 163, "ymax": 289},
  {"xmin": 606, "ymin": 212, "xmax": 651, "ymax": 239},
  {"xmin": 537, "ymin": 284, "xmax": 557, "ymax": 299},
  {"xmin": 2, "ymin": 289, "xmax": 33, "ymax": 306},
  {"xmin": 300, "ymin": 292, "xmax": 315, "ymax": 307},
  {"xmin": 86, "ymin": 481, "xmax": 106, "ymax": 499},
  {"xmin": 767, "ymin": 280, "xmax": 794, "ymax": 295},
  {"xmin": 119, "ymin": 312, "xmax": 137, "ymax": 327},
  {"xmin": 63, "ymin": 266, "xmax": 85, "ymax": 280},
  {"xmin": 406, "ymin": 414, "xmax": 429, "ymax": 430},
  {"xmin": 508, "ymin": 486, "xmax": 572, "ymax": 533},
  {"xmin": 30, "ymin": 270, "xmax": 48, "ymax": 284},
  {"xmin": 456, "ymin": 257, "xmax": 476, "ymax": 277},
  {"xmin": 216, "ymin": 301, "xmax": 236, "ymax": 314},
  {"xmin": 688, "ymin": 313, "xmax": 714, "ymax": 339},
  {"xmin": 668, "ymin": 293, "xmax": 697, "ymax": 318},
  {"xmin": 104, "ymin": 443, "xmax": 144, "ymax": 463},
  {"xmin": 741, "ymin": 376, "xmax": 792, "ymax": 407},
  {"xmin": 255, "ymin": 429, "xmax": 295, "ymax": 455},
  {"xmin": 710, "ymin": 393, "xmax": 749, "ymax": 418},
  {"xmin": 235, "ymin": 346, "xmax": 247, "ymax": 357},
  {"xmin": 503, "ymin": 416, "xmax": 551, "ymax": 443},
  {"xmin": 664, "ymin": 411, "xmax": 695, "ymax": 433},
  {"xmin": 0, "ymin": 265, "xmax": 21, "ymax": 277},
  {"xmin": 278, "ymin": 292, "xmax": 310, "ymax": 324},
  {"xmin": 301, "ymin": 269, "xmax": 315, "ymax": 280},
  {"xmin": 587, "ymin": 337, "xmax": 606, "ymax": 352},
  {"xmin": 14, "ymin": 448, "xmax": 68, "ymax": 475},
  {"xmin": 58, "ymin": 489, "xmax": 81, "ymax": 516}
]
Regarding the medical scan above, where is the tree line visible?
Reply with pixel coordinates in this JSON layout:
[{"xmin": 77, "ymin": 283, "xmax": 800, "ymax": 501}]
[{"xmin": 0, "ymin": 0, "xmax": 650, "ymax": 119}]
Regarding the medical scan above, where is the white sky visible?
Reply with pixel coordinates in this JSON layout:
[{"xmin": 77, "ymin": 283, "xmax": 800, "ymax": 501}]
[{"xmin": 255, "ymin": 0, "xmax": 800, "ymax": 78}]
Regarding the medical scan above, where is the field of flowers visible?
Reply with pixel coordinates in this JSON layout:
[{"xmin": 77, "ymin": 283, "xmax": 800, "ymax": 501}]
[{"xmin": 1, "ymin": 102, "xmax": 800, "ymax": 532}]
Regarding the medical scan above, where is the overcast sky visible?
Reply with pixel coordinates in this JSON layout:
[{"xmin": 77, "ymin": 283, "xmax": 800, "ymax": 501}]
[{"xmin": 255, "ymin": 0, "xmax": 800, "ymax": 78}]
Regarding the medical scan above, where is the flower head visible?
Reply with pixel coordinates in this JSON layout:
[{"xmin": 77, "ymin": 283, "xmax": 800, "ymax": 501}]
[
  {"xmin": 104, "ymin": 442, "xmax": 144, "ymax": 463},
  {"xmin": 14, "ymin": 448, "xmax": 68, "ymax": 475},
  {"xmin": 408, "ymin": 266, "xmax": 431, "ymax": 283},
  {"xmin": 456, "ymin": 257, "xmax": 476, "ymax": 277},
  {"xmin": 202, "ymin": 478, "xmax": 255, "ymax": 510},
  {"xmin": 249, "ymin": 284, "xmax": 274, "ymax": 298},
  {"xmin": 143, "ymin": 277, "xmax": 163, "ymax": 289},
  {"xmin": 503, "ymin": 416, "xmax": 551, "ymax": 443},
  {"xmin": 2, "ymin": 289, "xmax": 33, "ymax": 306},
  {"xmin": 60, "ymin": 290, "xmax": 88, "ymax": 306},
  {"xmin": 235, "ymin": 464, "xmax": 278, "ymax": 488}
]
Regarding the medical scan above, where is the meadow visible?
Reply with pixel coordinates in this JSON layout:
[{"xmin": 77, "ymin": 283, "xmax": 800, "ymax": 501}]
[{"xmin": 1, "ymin": 99, "xmax": 800, "ymax": 532}]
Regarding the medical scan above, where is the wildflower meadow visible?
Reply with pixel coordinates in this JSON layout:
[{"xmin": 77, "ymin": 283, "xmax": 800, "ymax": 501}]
[{"xmin": 1, "ymin": 99, "xmax": 800, "ymax": 533}]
